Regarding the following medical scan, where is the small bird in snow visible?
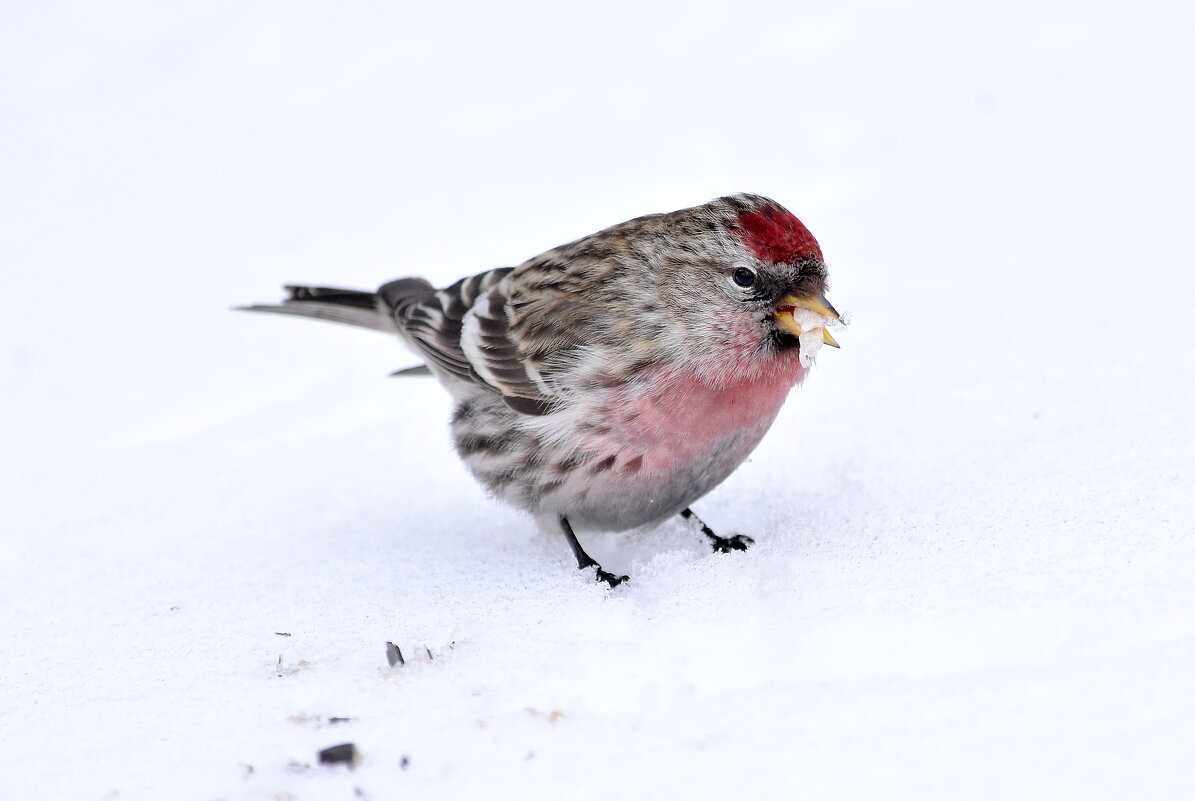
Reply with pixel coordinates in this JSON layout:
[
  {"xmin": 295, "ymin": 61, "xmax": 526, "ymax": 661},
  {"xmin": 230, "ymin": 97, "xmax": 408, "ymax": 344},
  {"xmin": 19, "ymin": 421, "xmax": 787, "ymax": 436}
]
[{"xmin": 240, "ymin": 193, "xmax": 842, "ymax": 586}]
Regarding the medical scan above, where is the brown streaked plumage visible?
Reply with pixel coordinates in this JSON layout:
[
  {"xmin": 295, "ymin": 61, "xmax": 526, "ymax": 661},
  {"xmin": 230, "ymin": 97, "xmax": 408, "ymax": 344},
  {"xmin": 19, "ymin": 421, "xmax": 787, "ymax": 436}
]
[{"xmin": 239, "ymin": 193, "xmax": 842, "ymax": 586}]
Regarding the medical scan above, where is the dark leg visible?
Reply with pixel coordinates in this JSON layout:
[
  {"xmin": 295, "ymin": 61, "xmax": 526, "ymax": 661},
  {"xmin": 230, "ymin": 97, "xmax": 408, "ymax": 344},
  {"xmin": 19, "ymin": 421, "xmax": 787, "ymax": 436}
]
[
  {"xmin": 679, "ymin": 508, "xmax": 754, "ymax": 553},
  {"xmin": 559, "ymin": 516, "xmax": 628, "ymax": 588}
]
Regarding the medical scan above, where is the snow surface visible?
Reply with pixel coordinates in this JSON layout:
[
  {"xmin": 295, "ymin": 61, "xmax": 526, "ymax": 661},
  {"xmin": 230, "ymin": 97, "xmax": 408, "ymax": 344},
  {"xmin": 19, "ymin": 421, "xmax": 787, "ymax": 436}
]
[{"xmin": 2, "ymin": 1, "xmax": 1194, "ymax": 799}]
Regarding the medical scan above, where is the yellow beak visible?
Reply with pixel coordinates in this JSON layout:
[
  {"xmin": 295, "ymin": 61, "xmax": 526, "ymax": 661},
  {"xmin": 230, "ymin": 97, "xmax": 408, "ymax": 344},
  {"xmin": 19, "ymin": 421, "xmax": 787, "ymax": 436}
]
[{"xmin": 773, "ymin": 293, "xmax": 842, "ymax": 348}]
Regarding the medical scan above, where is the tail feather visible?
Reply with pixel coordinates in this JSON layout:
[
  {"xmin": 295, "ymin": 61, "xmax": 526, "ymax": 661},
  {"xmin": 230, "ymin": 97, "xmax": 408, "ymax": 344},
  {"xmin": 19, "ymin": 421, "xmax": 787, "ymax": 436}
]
[
  {"xmin": 236, "ymin": 284, "xmax": 398, "ymax": 333},
  {"xmin": 284, "ymin": 285, "xmax": 380, "ymax": 308},
  {"xmin": 389, "ymin": 364, "xmax": 433, "ymax": 377}
]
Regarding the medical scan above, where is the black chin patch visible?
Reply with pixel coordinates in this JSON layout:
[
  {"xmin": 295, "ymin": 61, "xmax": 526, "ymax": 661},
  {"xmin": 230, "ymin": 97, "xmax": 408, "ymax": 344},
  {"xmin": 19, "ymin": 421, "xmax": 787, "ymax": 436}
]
[{"xmin": 770, "ymin": 329, "xmax": 801, "ymax": 351}]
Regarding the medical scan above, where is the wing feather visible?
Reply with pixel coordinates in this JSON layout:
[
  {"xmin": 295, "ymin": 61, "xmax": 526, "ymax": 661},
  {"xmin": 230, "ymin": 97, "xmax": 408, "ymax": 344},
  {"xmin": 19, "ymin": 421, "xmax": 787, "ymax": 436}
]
[{"xmin": 381, "ymin": 267, "xmax": 559, "ymax": 415}]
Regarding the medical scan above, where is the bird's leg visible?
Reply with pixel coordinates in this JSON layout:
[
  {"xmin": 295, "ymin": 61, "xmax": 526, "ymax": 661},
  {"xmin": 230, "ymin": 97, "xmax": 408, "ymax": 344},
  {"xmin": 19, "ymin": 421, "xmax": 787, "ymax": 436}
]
[
  {"xmin": 679, "ymin": 508, "xmax": 754, "ymax": 553},
  {"xmin": 559, "ymin": 516, "xmax": 628, "ymax": 588}
]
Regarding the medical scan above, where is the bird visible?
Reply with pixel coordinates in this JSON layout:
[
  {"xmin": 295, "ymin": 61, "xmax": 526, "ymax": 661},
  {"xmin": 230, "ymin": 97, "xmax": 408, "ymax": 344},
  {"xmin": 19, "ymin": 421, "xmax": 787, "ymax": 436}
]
[{"xmin": 239, "ymin": 193, "xmax": 842, "ymax": 586}]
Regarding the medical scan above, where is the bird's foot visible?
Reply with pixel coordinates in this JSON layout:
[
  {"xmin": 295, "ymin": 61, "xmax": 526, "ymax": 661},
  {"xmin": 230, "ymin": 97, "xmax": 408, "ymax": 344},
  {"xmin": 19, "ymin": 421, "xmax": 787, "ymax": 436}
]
[
  {"xmin": 559, "ymin": 516, "xmax": 629, "ymax": 588},
  {"xmin": 706, "ymin": 533, "xmax": 755, "ymax": 554},
  {"xmin": 680, "ymin": 508, "xmax": 754, "ymax": 554},
  {"xmin": 592, "ymin": 567, "xmax": 630, "ymax": 588}
]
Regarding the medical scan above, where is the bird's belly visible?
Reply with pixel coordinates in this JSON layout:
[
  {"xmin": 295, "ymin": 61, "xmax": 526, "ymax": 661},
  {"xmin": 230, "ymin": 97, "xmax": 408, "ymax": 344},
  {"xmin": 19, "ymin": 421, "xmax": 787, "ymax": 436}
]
[
  {"xmin": 560, "ymin": 422, "xmax": 773, "ymax": 531},
  {"xmin": 535, "ymin": 364, "xmax": 802, "ymax": 530},
  {"xmin": 453, "ymin": 358, "xmax": 804, "ymax": 532}
]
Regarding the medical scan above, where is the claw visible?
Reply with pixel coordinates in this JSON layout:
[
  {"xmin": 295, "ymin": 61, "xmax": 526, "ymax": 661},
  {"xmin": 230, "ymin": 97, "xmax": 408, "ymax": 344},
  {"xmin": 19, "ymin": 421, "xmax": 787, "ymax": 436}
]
[
  {"xmin": 709, "ymin": 533, "xmax": 754, "ymax": 553},
  {"xmin": 594, "ymin": 567, "xmax": 629, "ymax": 588}
]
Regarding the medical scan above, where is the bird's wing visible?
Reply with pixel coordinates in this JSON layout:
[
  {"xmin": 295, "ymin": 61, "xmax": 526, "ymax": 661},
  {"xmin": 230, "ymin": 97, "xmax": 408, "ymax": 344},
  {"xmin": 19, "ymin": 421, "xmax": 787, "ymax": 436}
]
[{"xmin": 380, "ymin": 268, "xmax": 557, "ymax": 415}]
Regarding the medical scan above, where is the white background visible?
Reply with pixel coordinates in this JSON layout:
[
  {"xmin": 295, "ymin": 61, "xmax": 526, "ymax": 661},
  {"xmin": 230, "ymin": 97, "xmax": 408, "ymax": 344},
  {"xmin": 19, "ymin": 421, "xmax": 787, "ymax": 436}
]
[{"xmin": 2, "ymin": 1, "xmax": 1193, "ymax": 799}]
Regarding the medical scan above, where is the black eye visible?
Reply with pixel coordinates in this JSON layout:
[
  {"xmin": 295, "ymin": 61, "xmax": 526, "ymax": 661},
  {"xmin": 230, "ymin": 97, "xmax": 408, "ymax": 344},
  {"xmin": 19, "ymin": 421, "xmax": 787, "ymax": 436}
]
[{"xmin": 732, "ymin": 266, "xmax": 757, "ymax": 288}]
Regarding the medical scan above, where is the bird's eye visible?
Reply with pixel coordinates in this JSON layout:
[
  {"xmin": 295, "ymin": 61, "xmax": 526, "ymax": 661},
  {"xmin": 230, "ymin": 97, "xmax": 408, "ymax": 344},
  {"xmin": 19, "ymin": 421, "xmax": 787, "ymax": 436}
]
[{"xmin": 731, "ymin": 266, "xmax": 757, "ymax": 288}]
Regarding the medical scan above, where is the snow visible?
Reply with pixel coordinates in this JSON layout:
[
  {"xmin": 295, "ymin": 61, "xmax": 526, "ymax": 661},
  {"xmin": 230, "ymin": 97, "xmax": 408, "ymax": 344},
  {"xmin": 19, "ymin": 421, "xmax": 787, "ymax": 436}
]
[
  {"xmin": 2, "ymin": 1, "xmax": 1194, "ymax": 799},
  {"xmin": 789, "ymin": 307, "xmax": 836, "ymax": 366}
]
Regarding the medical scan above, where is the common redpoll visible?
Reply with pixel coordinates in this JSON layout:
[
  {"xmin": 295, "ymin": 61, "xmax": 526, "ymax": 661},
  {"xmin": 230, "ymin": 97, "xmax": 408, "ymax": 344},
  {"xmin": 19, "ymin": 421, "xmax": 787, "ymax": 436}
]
[{"xmin": 241, "ymin": 193, "xmax": 842, "ymax": 586}]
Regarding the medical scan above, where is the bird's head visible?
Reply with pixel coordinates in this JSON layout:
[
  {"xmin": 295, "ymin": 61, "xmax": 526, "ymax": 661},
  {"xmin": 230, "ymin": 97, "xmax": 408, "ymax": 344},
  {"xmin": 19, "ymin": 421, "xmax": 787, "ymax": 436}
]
[{"xmin": 654, "ymin": 194, "xmax": 842, "ymax": 372}]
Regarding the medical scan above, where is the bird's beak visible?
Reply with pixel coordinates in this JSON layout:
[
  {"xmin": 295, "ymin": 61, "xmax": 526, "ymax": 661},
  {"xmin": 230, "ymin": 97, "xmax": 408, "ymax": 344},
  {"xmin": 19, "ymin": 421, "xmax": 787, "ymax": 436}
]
[{"xmin": 774, "ymin": 293, "xmax": 841, "ymax": 348}]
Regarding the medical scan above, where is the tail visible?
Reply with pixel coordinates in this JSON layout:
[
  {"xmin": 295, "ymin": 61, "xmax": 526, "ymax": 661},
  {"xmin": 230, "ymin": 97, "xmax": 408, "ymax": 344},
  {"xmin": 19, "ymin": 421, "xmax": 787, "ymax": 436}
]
[
  {"xmin": 236, "ymin": 284, "xmax": 413, "ymax": 334},
  {"xmin": 237, "ymin": 281, "xmax": 442, "ymax": 377}
]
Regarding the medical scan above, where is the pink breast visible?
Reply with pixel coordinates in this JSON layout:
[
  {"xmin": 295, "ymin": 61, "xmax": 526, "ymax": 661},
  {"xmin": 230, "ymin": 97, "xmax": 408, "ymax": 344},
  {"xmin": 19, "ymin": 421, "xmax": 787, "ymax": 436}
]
[{"xmin": 596, "ymin": 352, "xmax": 807, "ymax": 475}]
